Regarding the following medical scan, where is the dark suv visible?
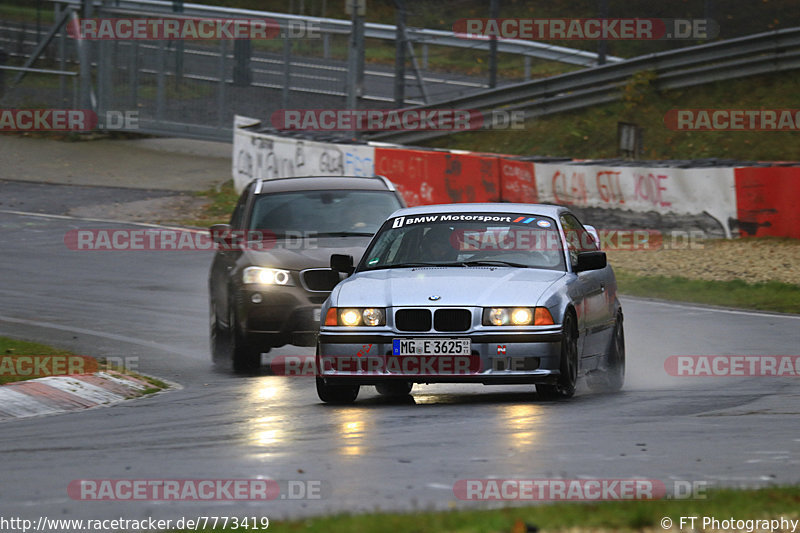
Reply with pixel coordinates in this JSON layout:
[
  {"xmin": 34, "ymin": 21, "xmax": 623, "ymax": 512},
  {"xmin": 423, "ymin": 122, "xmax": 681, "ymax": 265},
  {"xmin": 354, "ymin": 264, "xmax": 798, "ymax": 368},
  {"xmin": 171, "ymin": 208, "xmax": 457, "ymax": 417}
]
[{"xmin": 209, "ymin": 176, "xmax": 406, "ymax": 372}]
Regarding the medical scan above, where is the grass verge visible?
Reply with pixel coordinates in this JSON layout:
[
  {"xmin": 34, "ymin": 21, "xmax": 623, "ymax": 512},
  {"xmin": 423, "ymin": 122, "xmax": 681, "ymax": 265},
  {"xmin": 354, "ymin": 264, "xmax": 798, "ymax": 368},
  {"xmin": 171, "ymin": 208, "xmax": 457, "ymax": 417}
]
[
  {"xmin": 0, "ymin": 337, "xmax": 73, "ymax": 385},
  {"xmin": 615, "ymin": 270, "xmax": 800, "ymax": 314},
  {"xmin": 182, "ymin": 179, "xmax": 239, "ymax": 227},
  {"xmin": 0, "ymin": 336, "xmax": 167, "ymax": 392},
  {"xmin": 176, "ymin": 486, "xmax": 800, "ymax": 532}
]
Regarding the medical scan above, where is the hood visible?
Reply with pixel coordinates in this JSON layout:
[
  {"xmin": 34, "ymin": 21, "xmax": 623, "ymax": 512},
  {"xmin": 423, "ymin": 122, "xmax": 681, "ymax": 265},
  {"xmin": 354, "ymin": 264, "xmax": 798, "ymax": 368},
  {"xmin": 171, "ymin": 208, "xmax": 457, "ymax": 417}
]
[
  {"xmin": 243, "ymin": 236, "xmax": 371, "ymax": 271},
  {"xmin": 335, "ymin": 267, "xmax": 566, "ymax": 307}
]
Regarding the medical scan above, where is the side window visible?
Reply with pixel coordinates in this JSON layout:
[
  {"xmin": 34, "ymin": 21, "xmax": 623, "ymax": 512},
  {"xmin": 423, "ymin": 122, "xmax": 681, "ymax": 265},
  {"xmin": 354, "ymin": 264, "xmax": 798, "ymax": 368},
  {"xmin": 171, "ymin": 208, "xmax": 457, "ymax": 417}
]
[{"xmin": 560, "ymin": 214, "xmax": 595, "ymax": 267}]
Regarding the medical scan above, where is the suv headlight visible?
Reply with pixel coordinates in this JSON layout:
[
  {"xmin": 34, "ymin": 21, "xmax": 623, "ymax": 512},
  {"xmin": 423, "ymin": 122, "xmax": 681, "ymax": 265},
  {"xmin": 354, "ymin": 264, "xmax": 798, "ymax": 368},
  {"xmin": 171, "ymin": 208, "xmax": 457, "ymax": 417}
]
[
  {"xmin": 482, "ymin": 307, "xmax": 554, "ymax": 326},
  {"xmin": 242, "ymin": 267, "xmax": 293, "ymax": 286},
  {"xmin": 325, "ymin": 307, "xmax": 386, "ymax": 326}
]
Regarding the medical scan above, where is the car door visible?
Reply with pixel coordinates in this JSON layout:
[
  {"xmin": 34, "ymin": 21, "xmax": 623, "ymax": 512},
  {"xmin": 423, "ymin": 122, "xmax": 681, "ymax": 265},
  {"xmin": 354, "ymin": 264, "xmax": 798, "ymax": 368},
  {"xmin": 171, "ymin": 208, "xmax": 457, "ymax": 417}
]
[{"xmin": 560, "ymin": 213, "xmax": 609, "ymax": 358}]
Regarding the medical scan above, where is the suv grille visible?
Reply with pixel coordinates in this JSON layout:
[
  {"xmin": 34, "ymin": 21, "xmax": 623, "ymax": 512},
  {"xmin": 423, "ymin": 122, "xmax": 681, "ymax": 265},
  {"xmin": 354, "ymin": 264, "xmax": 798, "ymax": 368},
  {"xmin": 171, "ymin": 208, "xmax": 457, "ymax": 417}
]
[
  {"xmin": 434, "ymin": 309, "xmax": 471, "ymax": 332},
  {"xmin": 301, "ymin": 269, "xmax": 341, "ymax": 292},
  {"xmin": 395, "ymin": 309, "xmax": 432, "ymax": 331}
]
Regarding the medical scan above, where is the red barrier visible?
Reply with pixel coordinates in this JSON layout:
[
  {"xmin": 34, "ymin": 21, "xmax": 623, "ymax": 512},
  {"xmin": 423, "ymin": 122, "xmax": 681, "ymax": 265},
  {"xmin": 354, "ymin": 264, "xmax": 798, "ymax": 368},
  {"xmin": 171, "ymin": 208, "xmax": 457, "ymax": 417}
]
[
  {"xmin": 734, "ymin": 167, "xmax": 800, "ymax": 239},
  {"xmin": 499, "ymin": 159, "xmax": 537, "ymax": 203},
  {"xmin": 374, "ymin": 147, "xmax": 500, "ymax": 206}
]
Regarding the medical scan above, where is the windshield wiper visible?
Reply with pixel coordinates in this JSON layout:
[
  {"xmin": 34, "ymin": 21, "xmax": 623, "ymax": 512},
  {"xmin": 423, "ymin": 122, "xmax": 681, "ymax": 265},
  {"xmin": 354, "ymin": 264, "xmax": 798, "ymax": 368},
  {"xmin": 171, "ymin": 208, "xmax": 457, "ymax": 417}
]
[
  {"xmin": 460, "ymin": 260, "xmax": 531, "ymax": 268},
  {"xmin": 316, "ymin": 231, "xmax": 374, "ymax": 237}
]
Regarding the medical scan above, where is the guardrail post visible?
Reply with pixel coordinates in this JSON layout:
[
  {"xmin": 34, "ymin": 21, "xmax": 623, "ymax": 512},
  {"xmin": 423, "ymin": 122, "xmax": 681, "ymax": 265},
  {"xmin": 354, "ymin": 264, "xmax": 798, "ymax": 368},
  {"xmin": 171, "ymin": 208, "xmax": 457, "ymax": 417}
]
[
  {"xmin": 78, "ymin": 0, "xmax": 94, "ymax": 110},
  {"xmin": 0, "ymin": 48, "xmax": 7, "ymax": 99},
  {"xmin": 217, "ymin": 39, "xmax": 227, "ymax": 127},
  {"xmin": 156, "ymin": 38, "xmax": 165, "ymax": 122},
  {"xmin": 393, "ymin": 0, "xmax": 406, "ymax": 106},
  {"xmin": 233, "ymin": 39, "xmax": 252, "ymax": 87},
  {"xmin": 282, "ymin": 31, "xmax": 291, "ymax": 108},
  {"xmin": 129, "ymin": 41, "xmax": 138, "ymax": 108}
]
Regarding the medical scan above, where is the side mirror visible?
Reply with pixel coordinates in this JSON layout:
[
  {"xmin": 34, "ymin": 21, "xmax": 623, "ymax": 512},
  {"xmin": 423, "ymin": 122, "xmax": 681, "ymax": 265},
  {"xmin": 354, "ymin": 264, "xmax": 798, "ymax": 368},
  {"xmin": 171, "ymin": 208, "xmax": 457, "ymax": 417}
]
[
  {"xmin": 575, "ymin": 251, "xmax": 607, "ymax": 272},
  {"xmin": 330, "ymin": 254, "xmax": 355, "ymax": 275},
  {"xmin": 210, "ymin": 224, "xmax": 233, "ymax": 247}
]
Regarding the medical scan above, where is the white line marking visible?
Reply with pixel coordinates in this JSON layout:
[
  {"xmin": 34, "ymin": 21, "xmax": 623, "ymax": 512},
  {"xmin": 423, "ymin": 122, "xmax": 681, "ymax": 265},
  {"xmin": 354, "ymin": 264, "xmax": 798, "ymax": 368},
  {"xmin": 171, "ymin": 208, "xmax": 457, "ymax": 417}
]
[
  {"xmin": 0, "ymin": 314, "xmax": 199, "ymax": 358},
  {"xmin": 0, "ymin": 208, "xmax": 206, "ymax": 233},
  {"xmin": 621, "ymin": 296, "xmax": 800, "ymax": 320}
]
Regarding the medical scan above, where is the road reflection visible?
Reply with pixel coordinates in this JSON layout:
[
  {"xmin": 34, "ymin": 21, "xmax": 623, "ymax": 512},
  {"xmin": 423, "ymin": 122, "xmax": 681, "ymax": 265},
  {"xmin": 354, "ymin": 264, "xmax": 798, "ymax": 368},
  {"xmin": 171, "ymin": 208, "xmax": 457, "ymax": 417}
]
[
  {"xmin": 497, "ymin": 404, "xmax": 543, "ymax": 451},
  {"xmin": 333, "ymin": 408, "xmax": 369, "ymax": 456},
  {"xmin": 246, "ymin": 377, "xmax": 289, "ymax": 451}
]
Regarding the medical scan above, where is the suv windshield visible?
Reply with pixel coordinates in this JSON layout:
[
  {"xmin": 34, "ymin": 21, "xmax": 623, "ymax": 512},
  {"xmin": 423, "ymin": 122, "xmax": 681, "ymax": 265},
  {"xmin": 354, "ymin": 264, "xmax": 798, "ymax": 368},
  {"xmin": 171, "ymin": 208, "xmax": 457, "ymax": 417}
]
[
  {"xmin": 360, "ymin": 213, "xmax": 566, "ymax": 271},
  {"xmin": 248, "ymin": 190, "xmax": 402, "ymax": 236}
]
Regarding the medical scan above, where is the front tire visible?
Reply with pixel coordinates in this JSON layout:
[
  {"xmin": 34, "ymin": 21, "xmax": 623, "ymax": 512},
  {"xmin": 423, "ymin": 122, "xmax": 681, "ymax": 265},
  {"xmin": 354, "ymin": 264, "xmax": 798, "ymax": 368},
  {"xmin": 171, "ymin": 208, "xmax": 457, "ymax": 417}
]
[
  {"xmin": 316, "ymin": 377, "xmax": 360, "ymax": 404},
  {"xmin": 537, "ymin": 312, "xmax": 578, "ymax": 400},
  {"xmin": 375, "ymin": 381, "xmax": 413, "ymax": 397},
  {"xmin": 229, "ymin": 305, "xmax": 262, "ymax": 374}
]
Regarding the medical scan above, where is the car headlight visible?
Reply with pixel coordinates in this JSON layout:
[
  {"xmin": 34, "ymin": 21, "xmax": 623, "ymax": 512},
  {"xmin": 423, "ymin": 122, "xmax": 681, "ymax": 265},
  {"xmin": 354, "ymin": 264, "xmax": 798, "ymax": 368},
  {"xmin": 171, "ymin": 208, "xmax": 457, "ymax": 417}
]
[
  {"xmin": 242, "ymin": 267, "xmax": 293, "ymax": 286},
  {"xmin": 325, "ymin": 307, "xmax": 386, "ymax": 326},
  {"xmin": 482, "ymin": 307, "xmax": 554, "ymax": 326}
]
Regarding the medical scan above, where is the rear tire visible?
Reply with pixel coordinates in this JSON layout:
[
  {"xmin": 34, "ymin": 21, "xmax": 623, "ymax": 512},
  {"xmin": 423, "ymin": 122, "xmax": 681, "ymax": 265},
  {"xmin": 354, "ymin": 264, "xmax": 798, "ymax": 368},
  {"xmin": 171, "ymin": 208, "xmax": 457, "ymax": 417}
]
[
  {"xmin": 316, "ymin": 377, "xmax": 360, "ymax": 404},
  {"xmin": 588, "ymin": 313, "xmax": 625, "ymax": 393},
  {"xmin": 375, "ymin": 381, "xmax": 413, "ymax": 397},
  {"xmin": 210, "ymin": 301, "xmax": 226, "ymax": 365},
  {"xmin": 537, "ymin": 312, "xmax": 578, "ymax": 400}
]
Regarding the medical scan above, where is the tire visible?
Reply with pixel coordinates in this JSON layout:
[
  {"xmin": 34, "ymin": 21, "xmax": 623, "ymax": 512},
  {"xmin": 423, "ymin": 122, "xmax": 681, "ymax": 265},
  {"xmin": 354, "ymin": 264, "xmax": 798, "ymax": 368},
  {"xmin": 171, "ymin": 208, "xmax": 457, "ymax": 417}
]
[
  {"xmin": 375, "ymin": 381, "xmax": 413, "ymax": 397},
  {"xmin": 229, "ymin": 304, "xmax": 261, "ymax": 374},
  {"xmin": 588, "ymin": 313, "xmax": 625, "ymax": 393},
  {"xmin": 210, "ymin": 301, "xmax": 226, "ymax": 365},
  {"xmin": 316, "ymin": 377, "xmax": 360, "ymax": 404},
  {"xmin": 537, "ymin": 312, "xmax": 578, "ymax": 400}
]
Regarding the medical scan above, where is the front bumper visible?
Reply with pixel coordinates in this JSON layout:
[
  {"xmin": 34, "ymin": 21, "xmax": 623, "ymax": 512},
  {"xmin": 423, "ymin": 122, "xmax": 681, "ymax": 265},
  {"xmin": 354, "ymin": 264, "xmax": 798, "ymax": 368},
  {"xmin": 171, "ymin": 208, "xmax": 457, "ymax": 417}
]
[
  {"xmin": 237, "ymin": 287, "xmax": 326, "ymax": 347},
  {"xmin": 317, "ymin": 328, "xmax": 563, "ymax": 385}
]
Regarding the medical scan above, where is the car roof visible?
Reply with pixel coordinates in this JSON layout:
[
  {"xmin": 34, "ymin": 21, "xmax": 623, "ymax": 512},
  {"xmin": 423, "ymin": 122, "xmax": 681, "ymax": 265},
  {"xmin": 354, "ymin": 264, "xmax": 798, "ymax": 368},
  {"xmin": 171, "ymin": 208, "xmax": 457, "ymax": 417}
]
[
  {"xmin": 388, "ymin": 203, "xmax": 569, "ymax": 219},
  {"xmin": 251, "ymin": 176, "xmax": 396, "ymax": 194}
]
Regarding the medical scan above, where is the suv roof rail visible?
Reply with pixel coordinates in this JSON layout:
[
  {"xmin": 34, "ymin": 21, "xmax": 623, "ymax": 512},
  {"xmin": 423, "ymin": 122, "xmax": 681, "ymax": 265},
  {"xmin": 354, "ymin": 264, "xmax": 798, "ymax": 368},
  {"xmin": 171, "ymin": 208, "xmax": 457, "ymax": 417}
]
[
  {"xmin": 249, "ymin": 175, "xmax": 397, "ymax": 193},
  {"xmin": 373, "ymin": 174, "xmax": 396, "ymax": 192}
]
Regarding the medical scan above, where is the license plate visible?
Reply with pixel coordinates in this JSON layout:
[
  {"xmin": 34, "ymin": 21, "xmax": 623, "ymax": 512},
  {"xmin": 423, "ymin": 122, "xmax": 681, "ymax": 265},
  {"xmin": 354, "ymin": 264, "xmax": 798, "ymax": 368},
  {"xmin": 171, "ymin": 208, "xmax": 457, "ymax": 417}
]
[
  {"xmin": 393, "ymin": 338, "xmax": 471, "ymax": 356},
  {"xmin": 313, "ymin": 308, "xmax": 321, "ymax": 321}
]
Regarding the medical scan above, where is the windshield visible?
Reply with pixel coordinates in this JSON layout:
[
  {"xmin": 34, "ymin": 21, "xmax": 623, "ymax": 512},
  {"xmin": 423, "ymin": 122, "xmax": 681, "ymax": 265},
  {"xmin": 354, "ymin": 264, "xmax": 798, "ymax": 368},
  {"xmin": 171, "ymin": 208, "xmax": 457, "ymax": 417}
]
[
  {"xmin": 359, "ymin": 213, "xmax": 566, "ymax": 271},
  {"xmin": 248, "ymin": 190, "xmax": 402, "ymax": 236}
]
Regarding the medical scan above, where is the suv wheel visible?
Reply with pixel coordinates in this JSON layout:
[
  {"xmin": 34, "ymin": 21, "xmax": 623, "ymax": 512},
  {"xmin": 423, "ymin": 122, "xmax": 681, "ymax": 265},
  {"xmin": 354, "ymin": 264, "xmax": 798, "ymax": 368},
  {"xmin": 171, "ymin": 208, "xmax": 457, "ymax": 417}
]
[{"xmin": 229, "ymin": 304, "xmax": 261, "ymax": 373}]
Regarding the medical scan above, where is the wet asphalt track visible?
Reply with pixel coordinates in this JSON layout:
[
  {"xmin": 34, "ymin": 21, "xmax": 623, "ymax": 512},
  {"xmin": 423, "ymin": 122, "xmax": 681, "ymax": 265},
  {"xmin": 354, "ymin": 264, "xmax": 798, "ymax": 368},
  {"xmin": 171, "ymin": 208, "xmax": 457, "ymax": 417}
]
[{"xmin": 0, "ymin": 181, "xmax": 799, "ymax": 527}]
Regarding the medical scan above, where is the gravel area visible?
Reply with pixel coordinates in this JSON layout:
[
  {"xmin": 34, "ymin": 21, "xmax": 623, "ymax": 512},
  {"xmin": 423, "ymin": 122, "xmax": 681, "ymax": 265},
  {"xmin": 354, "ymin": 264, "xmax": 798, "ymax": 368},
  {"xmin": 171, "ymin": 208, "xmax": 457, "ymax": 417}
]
[{"xmin": 607, "ymin": 238, "xmax": 800, "ymax": 285}]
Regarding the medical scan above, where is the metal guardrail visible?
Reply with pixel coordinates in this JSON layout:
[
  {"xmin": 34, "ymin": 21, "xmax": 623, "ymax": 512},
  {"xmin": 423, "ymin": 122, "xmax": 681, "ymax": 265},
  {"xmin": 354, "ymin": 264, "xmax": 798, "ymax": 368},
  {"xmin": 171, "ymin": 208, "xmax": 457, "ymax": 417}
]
[
  {"xmin": 48, "ymin": 0, "xmax": 620, "ymax": 67},
  {"xmin": 367, "ymin": 26, "xmax": 800, "ymax": 144}
]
